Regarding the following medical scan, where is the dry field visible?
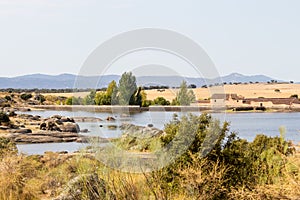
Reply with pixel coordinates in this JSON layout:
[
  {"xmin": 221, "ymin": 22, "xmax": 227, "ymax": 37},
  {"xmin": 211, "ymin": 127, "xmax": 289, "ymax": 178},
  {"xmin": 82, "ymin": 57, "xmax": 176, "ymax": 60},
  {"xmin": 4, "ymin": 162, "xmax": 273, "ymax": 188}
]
[
  {"xmin": 37, "ymin": 83, "xmax": 300, "ymax": 101},
  {"xmin": 146, "ymin": 83, "xmax": 300, "ymax": 101},
  {"xmin": 2, "ymin": 83, "xmax": 299, "ymax": 101},
  {"xmin": 41, "ymin": 92, "xmax": 90, "ymax": 98}
]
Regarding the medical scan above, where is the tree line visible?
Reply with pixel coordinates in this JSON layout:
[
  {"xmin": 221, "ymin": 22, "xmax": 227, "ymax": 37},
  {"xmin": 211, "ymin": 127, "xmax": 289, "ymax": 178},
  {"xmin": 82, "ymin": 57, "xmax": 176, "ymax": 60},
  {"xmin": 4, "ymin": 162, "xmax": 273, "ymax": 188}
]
[{"xmin": 65, "ymin": 72, "xmax": 196, "ymax": 106}]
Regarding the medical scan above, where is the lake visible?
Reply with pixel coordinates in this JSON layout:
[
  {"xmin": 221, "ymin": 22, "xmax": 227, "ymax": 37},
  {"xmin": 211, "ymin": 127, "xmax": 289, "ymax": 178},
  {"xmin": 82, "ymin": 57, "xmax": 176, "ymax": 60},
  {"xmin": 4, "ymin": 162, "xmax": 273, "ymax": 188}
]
[{"xmin": 16, "ymin": 110, "xmax": 300, "ymax": 154}]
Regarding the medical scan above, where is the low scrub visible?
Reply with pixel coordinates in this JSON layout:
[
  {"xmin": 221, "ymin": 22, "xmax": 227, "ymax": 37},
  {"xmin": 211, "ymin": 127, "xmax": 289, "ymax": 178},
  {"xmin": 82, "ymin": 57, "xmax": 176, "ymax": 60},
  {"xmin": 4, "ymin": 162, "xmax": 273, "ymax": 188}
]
[{"xmin": 0, "ymin": 114, "xmax": 299, "ymax": 199}]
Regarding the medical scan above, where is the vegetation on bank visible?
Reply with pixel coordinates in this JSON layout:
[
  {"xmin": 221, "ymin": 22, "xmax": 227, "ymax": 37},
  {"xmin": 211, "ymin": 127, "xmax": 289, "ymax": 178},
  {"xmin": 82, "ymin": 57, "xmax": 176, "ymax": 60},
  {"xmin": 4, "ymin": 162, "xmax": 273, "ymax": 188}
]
[
  {"xmin": 1, "ymin": 113, "xmax": 299, "ymax": 199},
  {"xmin": 64, "ymin": 72, "xmax": 195, "ymax": 107}
]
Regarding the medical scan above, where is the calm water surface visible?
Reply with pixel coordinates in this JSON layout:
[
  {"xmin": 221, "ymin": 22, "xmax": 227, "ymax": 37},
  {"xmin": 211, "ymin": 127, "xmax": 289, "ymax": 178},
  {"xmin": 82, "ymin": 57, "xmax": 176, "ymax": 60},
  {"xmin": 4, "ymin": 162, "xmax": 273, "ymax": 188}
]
[{"xmin": 16, "ymin": 110, "xmax": 300, "ymax": 154}]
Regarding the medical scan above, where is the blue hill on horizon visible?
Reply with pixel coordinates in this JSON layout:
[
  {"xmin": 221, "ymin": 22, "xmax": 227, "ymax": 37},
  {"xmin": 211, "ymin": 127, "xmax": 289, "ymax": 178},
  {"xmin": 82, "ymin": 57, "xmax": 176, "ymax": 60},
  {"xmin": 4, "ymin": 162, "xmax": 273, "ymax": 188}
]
[{"xmin": 0, "ymin": 73, "xmax": 283, "ymax": 89}]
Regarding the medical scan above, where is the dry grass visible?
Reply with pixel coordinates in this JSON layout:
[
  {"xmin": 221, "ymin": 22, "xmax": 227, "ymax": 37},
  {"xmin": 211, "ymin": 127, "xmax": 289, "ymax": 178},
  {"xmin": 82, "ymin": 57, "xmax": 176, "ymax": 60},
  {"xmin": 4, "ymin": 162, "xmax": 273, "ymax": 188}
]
[
  {"xmin": 0, "ymin": 147, "xmax": 300, "ymax": 199},
  {"xmin": 37, "ymin": 83, "xmax": 300, "ymax": 101},
  {"xmin": 0, "ymin": 154, "xmax": 41, "ymax": 200},
  {"xmin": 146, "ymin": 83, "xmax": 300, "ymax": 101},
  {"xmin": 41, "ymin": 92, "xmax": 89, "ymax": 98}
]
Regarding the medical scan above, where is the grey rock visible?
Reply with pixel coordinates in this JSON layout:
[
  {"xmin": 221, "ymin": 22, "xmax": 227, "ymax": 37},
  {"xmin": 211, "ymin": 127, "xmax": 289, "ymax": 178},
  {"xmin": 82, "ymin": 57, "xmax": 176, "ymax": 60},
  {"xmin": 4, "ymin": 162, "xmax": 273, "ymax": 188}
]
[
  {"xmin": 10, "ymin": 128, "xmax": 32, "ymax": 134},
  {"xmin": 0, "ymin": 126, "xmax": 9, "ymax": 130},
  {"xmin": 106, "ymin": 116, "xmax": 116, "ymax": 121},
  {"xmin": 51, "ymin": 115, "xmax": 62, "ymax": 119},
  {"xmin": 80, "ymin": 129, "xmax": 89, "ymax": 133},
  {"xmin": 59, "ymin": 122, "xmax": 80, "ymax": 133}
]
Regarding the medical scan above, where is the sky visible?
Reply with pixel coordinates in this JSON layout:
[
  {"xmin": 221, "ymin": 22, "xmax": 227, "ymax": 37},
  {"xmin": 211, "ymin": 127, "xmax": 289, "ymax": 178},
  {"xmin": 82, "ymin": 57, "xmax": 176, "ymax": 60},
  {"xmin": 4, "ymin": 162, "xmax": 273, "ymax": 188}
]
[{"xmin": 0, "ymin": 0, "xmax": 300, "ymax": 81}]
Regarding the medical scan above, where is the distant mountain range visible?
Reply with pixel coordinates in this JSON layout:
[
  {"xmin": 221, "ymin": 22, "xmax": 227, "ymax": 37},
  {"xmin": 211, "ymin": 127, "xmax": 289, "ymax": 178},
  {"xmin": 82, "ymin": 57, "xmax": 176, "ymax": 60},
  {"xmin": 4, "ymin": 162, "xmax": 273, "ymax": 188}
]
[{"xmin": 0, "ymin": 73, "xmax": 282, "ymax": 89}]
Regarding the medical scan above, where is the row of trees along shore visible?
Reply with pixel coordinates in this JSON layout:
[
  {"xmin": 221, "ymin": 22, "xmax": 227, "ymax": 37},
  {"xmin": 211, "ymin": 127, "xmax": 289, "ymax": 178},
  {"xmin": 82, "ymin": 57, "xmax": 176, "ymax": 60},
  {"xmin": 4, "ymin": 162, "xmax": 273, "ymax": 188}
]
[{"xmin": 66, "ymin": 72, "xmax": 196, "ymax": 106}]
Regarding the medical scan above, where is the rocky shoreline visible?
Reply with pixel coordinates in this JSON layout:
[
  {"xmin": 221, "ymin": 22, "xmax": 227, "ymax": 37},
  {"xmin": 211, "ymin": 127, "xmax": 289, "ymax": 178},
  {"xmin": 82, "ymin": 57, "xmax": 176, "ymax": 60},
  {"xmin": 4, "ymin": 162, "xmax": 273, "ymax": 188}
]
[
  {"xmin": 0, "ymin": 110, "xmax": 111, "ymax": 144},
  {"xmin": 31, "ymin": 104, "xmax": 300, "ymax": 113}
]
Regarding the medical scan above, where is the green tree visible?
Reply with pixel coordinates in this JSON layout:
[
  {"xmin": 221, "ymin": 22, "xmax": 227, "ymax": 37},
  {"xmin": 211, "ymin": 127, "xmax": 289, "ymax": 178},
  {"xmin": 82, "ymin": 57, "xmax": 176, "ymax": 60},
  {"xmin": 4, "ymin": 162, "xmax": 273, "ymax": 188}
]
[
  {"xmin": 83, "ymin": 90, "xmax": 96, "ymax": 105},
  {"xmin": 107, "ymin": 80, "xmax": 118, "ymax": 105},
  {"xmin": 141, "ymin": 90, "xmax": 152, "ymax": 107},
  {"xmin": 106, "ymin": 80, "xmax": 117, "ymax": 97},
  {"xmin": 174, "ymin": 81, "xmax": 196, "ymax": 105},
  {"xmin": 94, "ymin": 81, "xmax": 118, "ymax": 105},
  {"xmin": 118, "ymin": 72, "xmax": 138, "ymax": 105},
  {"xmin": 95, "ymin": 92, "xmax": 111, "ymax": 105},
  {"xmin": 133, "ymin": 86, "xmax": 143, "ymax": 106}
]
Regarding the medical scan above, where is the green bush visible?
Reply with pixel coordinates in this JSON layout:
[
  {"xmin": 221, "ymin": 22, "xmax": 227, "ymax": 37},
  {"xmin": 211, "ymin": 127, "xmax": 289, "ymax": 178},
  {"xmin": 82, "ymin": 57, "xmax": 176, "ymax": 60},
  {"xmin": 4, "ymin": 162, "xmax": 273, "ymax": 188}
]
[
  {"xmin": 95, "ymin": 92, "xmax": 111, "ymax": 105},
  {"xmin": 20, "ymin": 93, "xmax": 32, "ymax": 101},
  {"xmin": 290, "ymin": 94, "xmax": 298, "ymax": 99},
  {"xmin": 142, "ymin": 99, "xmax": 153, "ymax": 107},
  {"xmin": 35, "ymin": 94, "xmax": 46, "ymax": 103},
  {"xmin": 150, "ymin": 113, "xmax": 296, "ymax": 198},
  {"xmin": 153, "ymin": 97, "xmax": 170, "ymax": 105},
  {"xmin": 0, "ymin": 112, "xmax": 10, "ymax": 124},
  {"xmin": 4, "ymin": 95, "xmax": 11, "ymax": 101},
  {"xmin": 83, "ymin": 90, "xmax": 96, "ymax": 105}
]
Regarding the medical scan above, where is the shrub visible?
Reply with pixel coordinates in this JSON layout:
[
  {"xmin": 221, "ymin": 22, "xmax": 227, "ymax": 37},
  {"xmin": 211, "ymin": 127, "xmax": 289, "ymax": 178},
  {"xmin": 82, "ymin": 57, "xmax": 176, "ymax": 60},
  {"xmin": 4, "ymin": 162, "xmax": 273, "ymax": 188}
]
[
  {"xmin": 153, "ymin": 97, "xmax": 170, "ymax": 105},
  {"xmin": 65, "ymin": 96, "xmax": 82, "ymax": 105},
  {"xmin": 95, "ymin": 92, "xmax": 111, "ymax": 105},
  {"xmin": 34, "ymin": 94, "xmax": 46, "ymax": 103},
  {"xmin": 0, "ymin": 112, "xmax": 10, "ymax": 124},
  {"xmin": 142, "ymin": 99, "xmax": 153, "ymax": 107},
  {"xmin": 149, "ymin": 113, "xmax": 296, "ymax": 198},
  {"xmin": 290, "ymin": 94, "xmax": 298, "ymax": 99},
  {"xmin": 83, "ymin": 90, "xmax": 96, "ymax": 105},
  {"xmin": 4, "ymin": 95, "xmax": 11, "ymax": 101},
  {"xmin": 233, "ymin": 107, "xmax": 254, "ymax": 111},
  {"xmin": 274, "ymin": 89, "xmax": 280, "ymax": 92},
  {"xmin": 20, "ymin": 93, "xmax": 32, "ymax": 101}
]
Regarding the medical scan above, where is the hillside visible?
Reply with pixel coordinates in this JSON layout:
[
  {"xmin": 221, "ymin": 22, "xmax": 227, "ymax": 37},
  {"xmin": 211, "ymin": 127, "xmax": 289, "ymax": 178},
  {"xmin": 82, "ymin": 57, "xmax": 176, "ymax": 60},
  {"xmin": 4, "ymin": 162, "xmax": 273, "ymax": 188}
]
[{"xmin": 0, "ymin": 73, "xmax": 280, "ymax": 89}]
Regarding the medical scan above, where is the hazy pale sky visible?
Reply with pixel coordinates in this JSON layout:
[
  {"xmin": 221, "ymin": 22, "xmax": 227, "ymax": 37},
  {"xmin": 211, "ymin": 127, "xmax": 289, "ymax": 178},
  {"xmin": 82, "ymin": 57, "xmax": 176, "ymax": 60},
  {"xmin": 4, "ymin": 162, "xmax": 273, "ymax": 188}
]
[{"xmin": 1, "ymin": 0, "xmax": 300, "ymax": 81}]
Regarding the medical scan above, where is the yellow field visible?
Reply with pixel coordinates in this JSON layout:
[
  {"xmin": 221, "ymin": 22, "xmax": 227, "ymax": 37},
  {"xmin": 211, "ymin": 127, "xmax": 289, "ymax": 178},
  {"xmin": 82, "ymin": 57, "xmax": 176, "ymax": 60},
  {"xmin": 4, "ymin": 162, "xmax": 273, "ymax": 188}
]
[
  {"xmin": 145, "ymin": 83, "xmax": 300, "ymax": 101},
  {"xmin": 2, "ymin": 83, "xmax": 299, "ymax": 101},
  {"xmin": 41, "ymin": 92, "xmax": 90, "ymax": 98}
]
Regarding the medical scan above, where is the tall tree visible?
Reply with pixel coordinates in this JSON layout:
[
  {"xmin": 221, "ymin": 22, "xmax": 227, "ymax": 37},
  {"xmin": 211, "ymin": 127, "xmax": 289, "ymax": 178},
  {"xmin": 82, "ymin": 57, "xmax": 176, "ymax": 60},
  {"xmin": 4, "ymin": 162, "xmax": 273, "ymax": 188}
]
[
  {"xmin": 106, "ymin": 80, "xmax": 117, "ymax": 97},
  {"xmin": 175, "ymin": 81, "xmax": 196, "ymax": 105},
  {"xmin": 134, "ymin": 86, "xmax": 143, "ymax": 106},
  {"xmin": 118, "ymin": 72, "xmax": 138, "ymax": 105},
  {"xmin": 107, "ymin": 80, "xmax": 118, "ymax": 105}
]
